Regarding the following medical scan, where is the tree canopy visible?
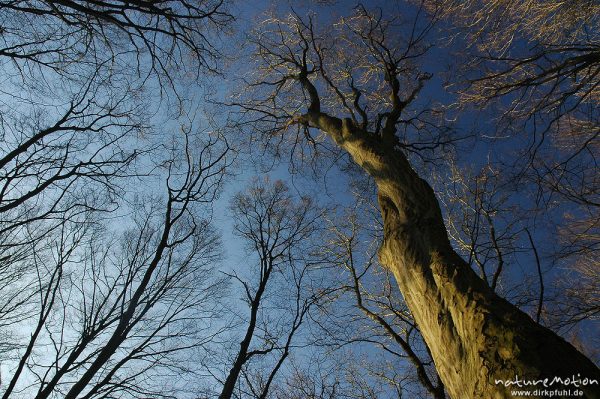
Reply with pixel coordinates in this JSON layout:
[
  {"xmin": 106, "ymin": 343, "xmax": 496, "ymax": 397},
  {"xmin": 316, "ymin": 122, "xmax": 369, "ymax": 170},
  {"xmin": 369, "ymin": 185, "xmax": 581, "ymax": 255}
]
[{"xmin": 0, "ymin": 1, "xmax": 598, "ymax": 398}]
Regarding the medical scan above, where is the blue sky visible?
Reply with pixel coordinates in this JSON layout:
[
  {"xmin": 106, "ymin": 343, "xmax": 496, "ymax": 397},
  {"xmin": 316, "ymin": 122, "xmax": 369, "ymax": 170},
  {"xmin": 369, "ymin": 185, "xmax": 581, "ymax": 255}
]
[{"xmin": 1, "ymin": 1, "xmax": 596, "ymax": 397}]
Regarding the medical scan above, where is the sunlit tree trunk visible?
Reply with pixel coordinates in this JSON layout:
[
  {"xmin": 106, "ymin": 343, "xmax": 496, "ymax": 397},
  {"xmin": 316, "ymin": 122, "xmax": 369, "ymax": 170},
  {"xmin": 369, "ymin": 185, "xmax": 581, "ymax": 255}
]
[
  {"xmin": 296, "ymin": 112, "xmax": 600, "ymax": 399},
  {"xmin": 244, "ymin": 7, "xmax": 600, "ymax": 397}
]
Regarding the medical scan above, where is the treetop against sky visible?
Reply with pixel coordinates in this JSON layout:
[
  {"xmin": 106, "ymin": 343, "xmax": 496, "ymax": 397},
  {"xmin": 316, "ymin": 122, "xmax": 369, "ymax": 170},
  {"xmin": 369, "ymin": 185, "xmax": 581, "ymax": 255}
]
[{"xmin": 0, "ymin": 0, "xmax": 598, "ymax": 398}]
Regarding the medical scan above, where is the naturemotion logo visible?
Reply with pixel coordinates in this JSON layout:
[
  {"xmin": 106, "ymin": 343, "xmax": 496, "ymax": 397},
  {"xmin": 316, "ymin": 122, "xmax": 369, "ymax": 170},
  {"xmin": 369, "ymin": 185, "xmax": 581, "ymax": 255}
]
[{"xmin": 494, "ymin": 375, "xmax": 598, "ymax": 389}]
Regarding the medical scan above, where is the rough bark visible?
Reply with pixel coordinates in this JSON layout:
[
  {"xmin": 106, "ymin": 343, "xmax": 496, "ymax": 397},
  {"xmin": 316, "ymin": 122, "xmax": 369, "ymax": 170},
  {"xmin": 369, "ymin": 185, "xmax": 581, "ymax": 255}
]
[{"xmin": 296, "ymin": 111, "xmax": 600, "ymax": 399}]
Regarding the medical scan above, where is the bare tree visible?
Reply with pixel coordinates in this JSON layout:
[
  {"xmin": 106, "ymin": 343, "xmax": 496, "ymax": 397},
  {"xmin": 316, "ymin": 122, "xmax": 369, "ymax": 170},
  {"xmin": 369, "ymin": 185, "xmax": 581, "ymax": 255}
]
[
  {"xmin": 435, "ymin": 162, "xmax": 521, "ymax": 293},
  {"xmin": 0, "ymin": 0, "xmax": 233, "ymax": 236},
  {"xmin": 323, "ymin": 208, "xmax": 445, "ymax": 398},
  {"xmin": 0, "ymin": 2, "xmax": 234, "ymax": 397},
  {"xmin": 551, "ymin": 214, "xmax": 600, "ymax": 330},
  {"xmin": 424, "ymin": 0, "xmax": 599, "ymax": 119},
  {"xmin": 422, "ymin": 0, "xmax": 599, "ymax": 333},
  {"xmin": 0, "ymin": 130, "xmax": 230, "ymax": 399},
  {"xmin": 270, "ymin": 360, "xmax": 341, "ymax": 399},
  {"xmin": 0, "ymin": 0, "xmax": 232, "ymax": 85},
  {"xmin": 236, "ymin": 6, "xmax": 600, "ymax": 398},
  {"xmin": 217, "ymin": 178, "xmax": 324, "ymax": 399},
  {"xmin": 0, "ymin": 0, "xmax": 234, "ymax": 289}
]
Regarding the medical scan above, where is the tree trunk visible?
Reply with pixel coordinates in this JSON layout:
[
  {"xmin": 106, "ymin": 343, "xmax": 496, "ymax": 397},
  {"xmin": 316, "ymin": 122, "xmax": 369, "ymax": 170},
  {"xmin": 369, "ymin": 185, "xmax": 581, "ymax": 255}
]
[{"xmin": 307, "ymin": 114, "xmax": 600, "ymax": 399}]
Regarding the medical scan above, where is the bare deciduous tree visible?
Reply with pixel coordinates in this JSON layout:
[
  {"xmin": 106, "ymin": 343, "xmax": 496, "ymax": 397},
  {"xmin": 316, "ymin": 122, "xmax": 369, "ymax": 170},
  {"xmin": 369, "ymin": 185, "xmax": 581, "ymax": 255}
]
[
  {"xmin": 0, "ymin": 2, "xmax": 233, "ymax": 396},
  {"xmin": 321, "ymin": 206, "xmax": 445, "ymax": 398},
  {"xmin": 0, "ymin": 0, "xmax": 232, "ymax": 84},
  {"xmin": 218, "ymin": 178, "xmax": 323, "ymax": 399},
  {"xmin": 423, "ymin": 0, "xmax": 599, "ymax": 335},
  {"xmin": 236, "ymin": 6, "xmax": 600, "ymax": 398},
  {"xmin": 0, "ymin": 131, "xmax": 230, "ymax": 399},
  {"xmin": 424, "ymin": 0, "xmax": 599, "ymax": 118},
  {"xmin": 436, "ymin": 162, "xmax": 520, "ymax": 293}
]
